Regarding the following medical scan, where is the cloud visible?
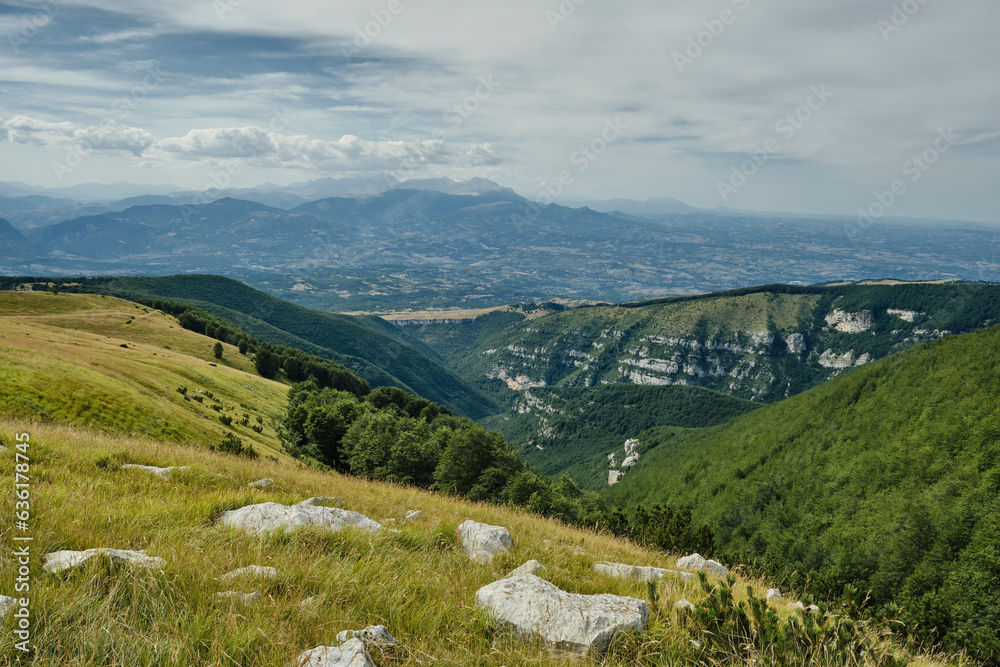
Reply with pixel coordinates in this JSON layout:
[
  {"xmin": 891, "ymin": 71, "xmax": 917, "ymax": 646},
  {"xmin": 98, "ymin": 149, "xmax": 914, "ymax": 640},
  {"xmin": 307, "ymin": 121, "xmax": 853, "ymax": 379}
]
[
  {"xmin": 0, "ymin": 114, "xmax": 502, "ymax": 171},
  {"xmin": 150, "ymin": 126, "xmax": 503, "ymax": 171}
]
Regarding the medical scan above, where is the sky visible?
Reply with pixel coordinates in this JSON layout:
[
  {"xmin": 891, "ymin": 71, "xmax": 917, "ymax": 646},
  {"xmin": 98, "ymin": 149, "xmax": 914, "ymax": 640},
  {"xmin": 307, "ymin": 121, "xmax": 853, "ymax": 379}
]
[{"xmin": 0, "ymin": 0, "xmax": 997, "ymax": 222}]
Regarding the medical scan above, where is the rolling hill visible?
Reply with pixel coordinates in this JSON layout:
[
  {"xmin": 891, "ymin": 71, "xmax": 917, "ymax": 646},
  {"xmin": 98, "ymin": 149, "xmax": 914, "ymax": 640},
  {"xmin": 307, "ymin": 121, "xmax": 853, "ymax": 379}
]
[
  {"xmin": 37, "ymin": 274, "xmax": 499, "ymax": 420},
  {"xmin": 604, "ymin": 323, "xmax": 1000, "ymax": 661}
]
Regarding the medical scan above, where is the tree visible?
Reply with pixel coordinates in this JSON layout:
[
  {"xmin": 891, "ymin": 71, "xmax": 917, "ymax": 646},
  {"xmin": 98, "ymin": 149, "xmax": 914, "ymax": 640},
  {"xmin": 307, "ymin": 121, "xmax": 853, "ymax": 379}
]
[
  {"xmin": 213, "ymin": 341, "xmax": 224, "ymax": 359},
  {"xmin": 254, "ymin": 345, "xmax": 279, "ymax": 379},
  {"xmin": 238, "ymin": 338, "xmax": 249, "ymax": 355}
]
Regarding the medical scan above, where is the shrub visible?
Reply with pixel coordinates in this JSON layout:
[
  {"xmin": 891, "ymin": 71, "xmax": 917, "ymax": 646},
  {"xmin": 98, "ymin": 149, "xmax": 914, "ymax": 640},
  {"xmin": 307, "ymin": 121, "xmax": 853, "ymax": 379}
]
[
  {"xmin": 218, "ymin": 415, "xmax": 233, "ymax": 427},
  {"xmin": 210, "ymin": 434, "xmax": 258, "ymax": 459}
]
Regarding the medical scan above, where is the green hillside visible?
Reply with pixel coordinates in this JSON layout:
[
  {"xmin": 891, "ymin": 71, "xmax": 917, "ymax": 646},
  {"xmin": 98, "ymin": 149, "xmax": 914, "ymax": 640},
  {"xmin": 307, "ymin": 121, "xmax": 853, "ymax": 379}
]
[
  {"xmin": 605, "ymin": 324, "xmax": 1000, "ymax": 661},
  {"xmin": 8, "ymin": 275, "xmax": 499, "ymax": 420},
  {"xmin": 483, "ymin": 384, "xmax": 759, "ymax": 492}
]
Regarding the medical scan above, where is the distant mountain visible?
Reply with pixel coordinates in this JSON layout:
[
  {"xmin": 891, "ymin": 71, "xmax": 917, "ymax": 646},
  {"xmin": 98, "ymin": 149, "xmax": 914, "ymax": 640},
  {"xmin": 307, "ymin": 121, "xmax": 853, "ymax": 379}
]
[
  {"xmin": 0, "ymin": 217, "xmax": 35, "ymax": 256},
  {"xmin": 567, "ymin": 196, "xmax": 699, "ymax": 216},
  {"xmin": 0, "ymin": 194, "xmax": 77, "ymax": 212}
]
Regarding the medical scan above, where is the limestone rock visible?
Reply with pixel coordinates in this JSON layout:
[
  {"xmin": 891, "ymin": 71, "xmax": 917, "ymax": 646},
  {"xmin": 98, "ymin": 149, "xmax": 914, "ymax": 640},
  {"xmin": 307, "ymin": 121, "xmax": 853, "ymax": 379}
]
[
  {"xmin": 766, "ymin": 588, "xmax": 782, "ymax": 602},
  {"xmin": 786, "ymin": 333, "xmax": 807, "ymax": 355},
  {"xmin": 594, "ymin": 561, "xmax": 694, "ymax": 583},
  {"xmin": 506, "ymin": 560, "xmax": 545, "ymax": 578},
  {"xmin": 248, "ymin": 478, "xmax": 274, "ymax": 489},
  {"xmin": 120, "ymin": 464, "xmax": 189, "ymax": 480},
  {"xmin": 788, "ymin": 601, "xmax": 819, "ymax": 613},
  {"xmin": 475, "ymin": 574, "xmax": 648, "ymax": 654},
  {"xmin": 404, "ymin": 510, "xmax": 422, "ymax": 521},
  {"xmin": 297, "ymin": 639, "xmax": 374, "ymax": 667},
  {"xmin": 676, "ymin": 553, "xmax": 728, "ymax": 578},
  {"xmin": 220, "ymin": 565, "xmax": 279, "ymax": 581},
  {"xmin": 299, "ymin": 497, "xmax": 343, "ymax": 507},
  {"xmin": 335, "ymin": 625, "xmax": 396, "ymax": 647},
  {"xmin": 214, "ymin": 591, "xmax": 261, "ymax": 605},
  {"xmin": 457, "ymin": 520, "xmax": 514, "ymax": 563},
  {"xmin": 674, "ymin": 598, "xmax": 695, "ymax": 612},
  {"xmin": 43, "ymin": 548, "xmax": 166, "ymax": 574},
  {"xmin": 218, "ymin": 502, "xmax": 382, "ymax": 536},
  {"xmin": 824, "ymin": 309, "xmax": 873, "ymax": 333}
]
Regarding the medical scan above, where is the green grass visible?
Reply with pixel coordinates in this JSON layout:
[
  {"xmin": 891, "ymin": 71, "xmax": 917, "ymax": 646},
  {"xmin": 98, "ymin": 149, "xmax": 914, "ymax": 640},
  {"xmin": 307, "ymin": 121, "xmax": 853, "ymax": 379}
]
[
  {"xmin": 0, "ymin": 420, "xmax": 961, "ymax": 666},
  {"xmin": 0, "ymin": 292, "xmax": 289, "ymax": 458}
]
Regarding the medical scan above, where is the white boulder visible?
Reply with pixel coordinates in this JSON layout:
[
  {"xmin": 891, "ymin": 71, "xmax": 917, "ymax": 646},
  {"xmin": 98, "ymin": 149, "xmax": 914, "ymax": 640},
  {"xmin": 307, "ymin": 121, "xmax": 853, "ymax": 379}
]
[
  {"xmin": 248, "ymin": 478, "xmax": 274, "ymax": 489},
  {"xmin": 676, "ymin": 553, "xmax": 728, "ymax": 578},
  {"xmin": 506, "ymin": 560, "xmax": 545, "ymax": 578},
  {"xmin": 214, "ymin": 591, "xmax": 261, "ymax": 605},
  {"xmin": 0, "ymin": 596, "xmax": 14, "ymax": 617},
  {"xmin": 457, "ymin": 520, "xmax": 514, "ymax": 563},
  {"xmin": 43, "ymin": 548, "xmax": 166, "ymax": 574},
  {"xmin": 335, "ymin": 625, "xmax": 396, "ymax": 647},
  {"xmin": 476, "ymin": 574, "xmax": 648, "ymax": 654},
  {"xmin": 404, "ymin": 510, "xmax": 422, "ymax": 522},
  {"xmin": 218, "ymin": 502, "xmax": 382, "ymax": 536},
  {"xmin": 594, "ymin": 561, "xmax": 694, "ymax": 583},
  {"xmin": 766, "ymin": 588, "xmax": 782, "ymax": 602},
  {"xmin": 674, "ymin": 598, "xmax": 695, "ymax": 612},
  {"xmin": 220, "ymin": 565, "xmax": 279, "ymax": 582},
  {"xmin": 297, "ymin": 639, "xmax": 374, "ymax": 667},
  {"xmin": 120, "ymin": 464, "xmax": 189, "ymax": 480}
]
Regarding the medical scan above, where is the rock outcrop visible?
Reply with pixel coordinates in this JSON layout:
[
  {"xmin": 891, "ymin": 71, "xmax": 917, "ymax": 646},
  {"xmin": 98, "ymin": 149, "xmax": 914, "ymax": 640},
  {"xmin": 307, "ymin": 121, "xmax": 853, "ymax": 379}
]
[
  {"xmin": 247, "ymin": 478, "xmax": 274, "ymax": 489},
  {"xmin": 220, "ymin": 565, "xmax": 278, "ymax": 581},
  {"xmin": 335, "ymin": 625, "xmax": 397, "ymax": 647},
  {"xmin": 786, "ymin": 333, "xmax": 807, "ymax": 355},
  {"xmin": 297, "ymin": 639, "xmax": 374, "ymax": 667},
  {"xmin": 676, "ymin": 553, "xmax": 728, "ymax": 578},
  {"xmin": 43, "ymin": 548, "xmax": 166, "ymax": 574},
  {"xmin": 475, "ymin": 574, "xmax": 648, "ymax": 654},
  {"xmin": 120, "ymin": 464, "xmax": 189, "ymax": 480},
  {"xmin": 218, "ymin": 502, "xmax": 382, "ymax": 536},
  {"xmin": 299, "ymin": 497, "xmax": 343, "ymax": 507},
  {"xmin": 766, "ymin": 588, "xmax": 782, "ymax": 602},
  {"xmin": 674, "ymin": 598, "xmax": 695, "ymax": 612},
  {"xmin": 824, "ymin": 309, "xmax": 873, "ymax": 333},
  {"xmin": 457, "ymin": 520, "xmax": 514, "ymax": 563},
  {"xmin": 594, "ymin": 561, "xmax": 694, "ymax": 583}
]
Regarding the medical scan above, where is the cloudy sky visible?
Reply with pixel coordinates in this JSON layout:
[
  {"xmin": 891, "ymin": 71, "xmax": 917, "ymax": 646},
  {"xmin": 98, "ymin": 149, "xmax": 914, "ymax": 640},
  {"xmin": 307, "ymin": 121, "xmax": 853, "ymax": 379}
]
[{"xmin": 0, "ymin": 0, "xmax": 997, "ymax": 221}]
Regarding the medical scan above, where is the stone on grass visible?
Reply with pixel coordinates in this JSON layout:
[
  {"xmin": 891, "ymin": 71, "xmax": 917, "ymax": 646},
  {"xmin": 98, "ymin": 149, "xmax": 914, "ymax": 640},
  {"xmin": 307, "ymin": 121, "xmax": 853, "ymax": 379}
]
[
  {"xmin": 248, "ymin": 478, "xmax": 273, "ymax": 489},
  {"xmin": 404, "ymin": 510, "xmax": 422, "ymax": 521},
  {"xmin": 594, "ymin": 561, "xmax": 694, "ymax": 583},
  {"xmin": 120, "ymin": 464, "xmax": 189, "ymax": 480},
  {"xmin": 297, "ymin": 639, "xmax": 374, "ymax": 667},
  {"xmin": 674, "ymin": 598, "xmax": 695, "ymax": 612},
  {"xmin": 218, "ymin": 502, "xmax": 382, "ymax": 536},
  {"xmin": 299, "ymin": 497, "xmax": 343, "ymax": 507},
  {"xmin": 214, "ymin": 591, "xmax": 261, "ymax": 605},
  {"xmin": 788, "ymin": 602, "xmax": 819, "ymax": 613},
  {"xmin": 335, "ymin": 625, "xmax": 397, "ymax": 647},
  {"xmin": 475, "ymin": 574, "xmax": 648, "ymax": 654},
  {"xmin": 0, "ymin": 596, "xmax": 14, "ymax": 617},
  {"xmin": 458, "ymin": 520, "xmax": 514, "ymax": 563},
  {"xmin": 766, "ymin": 588, "xmax": 782, "ymax": 602},
  {"xmin": 506, "ymin": 560, "xmax": 545, "ymax": 578},
  {"xmin": 676, "ymin": 553, "xmax": 728, "ymax": 578},
  {"xmin": 221, "ymin": 565, "xmax": 278, "ymax": 582},
  {"xmin": 43, "ymin": 548, "xmax": 166, "ymax": 574}
]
